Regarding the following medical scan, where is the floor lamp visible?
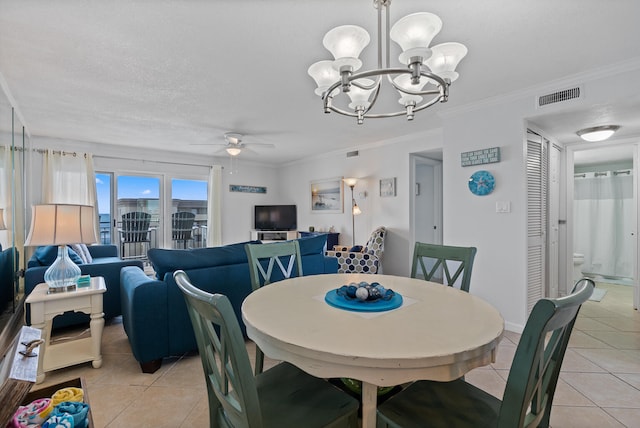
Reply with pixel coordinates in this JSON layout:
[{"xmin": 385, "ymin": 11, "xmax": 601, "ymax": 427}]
[{"xmin": 343, "ymin": 178, "xmax": 362, "ymax": 246}]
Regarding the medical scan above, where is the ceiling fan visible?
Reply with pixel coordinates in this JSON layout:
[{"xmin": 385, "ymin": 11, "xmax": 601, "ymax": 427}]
[{"xmin": 193, "ymin": 132, "xmax": 275, "ymax": 156}]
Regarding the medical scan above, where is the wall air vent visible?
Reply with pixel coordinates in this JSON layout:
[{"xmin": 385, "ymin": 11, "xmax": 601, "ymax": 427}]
[
  {"xmin": 346, "ymin": 150, "xmax": 359, "ymax": 158},
  {"xmin": 537, "ymin": 86, "xmax": 582, "ymax": 108}
]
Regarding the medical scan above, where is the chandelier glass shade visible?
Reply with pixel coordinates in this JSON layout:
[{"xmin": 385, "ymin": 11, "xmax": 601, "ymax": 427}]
[{"xmin": 308, "ymin": 0, "xmax": 467, "ymax": 124}]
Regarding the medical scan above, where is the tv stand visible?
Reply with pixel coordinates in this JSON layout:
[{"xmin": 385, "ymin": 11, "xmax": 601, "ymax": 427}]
[{"xmin": 251, "ymin": 230, "xmax": 297, "ymax": 242}]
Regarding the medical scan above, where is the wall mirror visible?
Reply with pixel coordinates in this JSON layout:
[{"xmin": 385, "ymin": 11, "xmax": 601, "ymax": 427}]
[{"xmin": 0, "ymin": 82, "xmax": 30, "ymax": 352}]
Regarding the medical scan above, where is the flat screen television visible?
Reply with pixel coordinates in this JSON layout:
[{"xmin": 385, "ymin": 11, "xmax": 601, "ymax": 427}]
[{"xmin": 254, "ymin": 205, "xmax": 297, "ymax": 231}]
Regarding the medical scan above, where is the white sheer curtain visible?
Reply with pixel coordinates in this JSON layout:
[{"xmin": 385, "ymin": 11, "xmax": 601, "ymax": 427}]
[
  {"xmin": 574, "ymin": 171, "xmax": 634, "ymax": 279},
  {"xmin": 207, "ymin": 165, "xmax": 222, "ymax": 246},
  {"xmin": 42, "ymin": 150, "xmax": 99, "ymax": 236}
]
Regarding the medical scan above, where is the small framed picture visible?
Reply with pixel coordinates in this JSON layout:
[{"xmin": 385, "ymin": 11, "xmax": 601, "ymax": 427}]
[{"xmin": 380, "ymin": 177, "xmax": 396, "ymax": 197}]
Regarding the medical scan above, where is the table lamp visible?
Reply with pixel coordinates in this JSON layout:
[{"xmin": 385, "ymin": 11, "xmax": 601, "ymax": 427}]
[{"xmin": 24, "ymin": 204, "xmax": 97, "ymax": 292}]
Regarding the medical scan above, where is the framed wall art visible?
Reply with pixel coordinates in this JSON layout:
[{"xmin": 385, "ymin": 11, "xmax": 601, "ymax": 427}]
[
  {"xmin": 229, "ymin": 184, "xmax": 267, "ymax": 194},
  {"xmin": 380, "ymin": 177, "xmax": 396, "ymax": 197},
  {"xmin": 310, "ymin": 177, "xmax": 343, "ymax": 213}
]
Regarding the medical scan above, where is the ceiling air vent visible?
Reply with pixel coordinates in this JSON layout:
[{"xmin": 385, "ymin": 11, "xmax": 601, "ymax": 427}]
[
  {"xmin": 346, "ymin": 150, "xmax": 359, "ymax": 158},
  {"xmin": 537, "ymin": 86, "xmax": 582, "ymax": 108}
]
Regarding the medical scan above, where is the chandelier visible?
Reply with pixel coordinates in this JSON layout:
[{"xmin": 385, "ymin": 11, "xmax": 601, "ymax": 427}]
[{"xmin": 308, "ymin": 0, "xmax": 467, "ymax": 124}]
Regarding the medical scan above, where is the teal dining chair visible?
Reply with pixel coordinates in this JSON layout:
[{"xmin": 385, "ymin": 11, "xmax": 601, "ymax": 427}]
[
  {"xmin": 173, "ymin": 270, "xmax": 359, "ymax": 428},
  {"xmin": 245, "ymin": 240, "xmax": 303, "ymax": 290},
  {"xmin": 376, "ymin": 278, "xmax": 595, "ymax": 428},
  {"xmin": 410, "ymin": 242, "xmax": 477, "ymax": 292},
  {"xmin": 245, "ymin": 240, "xmax": 303, "ymax": 375}
]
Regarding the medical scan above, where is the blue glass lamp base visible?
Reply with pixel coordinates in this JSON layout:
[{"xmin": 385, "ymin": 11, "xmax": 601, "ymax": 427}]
[{"xmin": 44, "ymin": 245, "xmax": 81, "ymax": 293}]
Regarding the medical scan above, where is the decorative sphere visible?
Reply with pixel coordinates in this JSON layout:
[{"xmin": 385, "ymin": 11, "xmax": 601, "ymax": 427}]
[
  {"xmin": 355, "ymin": 287, "xmax": 369, "ymax": 301},
  {"xmin": 359, "ymin": 281, "xmax": 369, "ymax": 288}
]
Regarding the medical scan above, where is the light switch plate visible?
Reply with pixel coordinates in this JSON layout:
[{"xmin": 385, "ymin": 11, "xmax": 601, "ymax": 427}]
[{"xmin": 496, "ymin": 201, "xmax": 511, "ymax": 213}]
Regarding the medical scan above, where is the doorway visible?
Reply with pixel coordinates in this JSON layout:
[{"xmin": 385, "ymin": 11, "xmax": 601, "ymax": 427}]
[
  {"xmin": 410, "ymin": 153, "xmax": 443, "ymax": 268},
  {"xmin": 567, "ymin": 142, "xmax": 638, "ymax": 309}
]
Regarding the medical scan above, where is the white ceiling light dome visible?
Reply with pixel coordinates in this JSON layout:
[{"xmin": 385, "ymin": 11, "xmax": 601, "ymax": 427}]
[{"xmin": 576, "ymin": 125, "xmax": 620, "ymax": 142}]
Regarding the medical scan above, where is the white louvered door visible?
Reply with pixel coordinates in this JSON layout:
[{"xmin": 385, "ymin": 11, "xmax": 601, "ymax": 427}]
[{"xmin": 526, "ymin": 131, "xmax": 549, "ymax": 313}]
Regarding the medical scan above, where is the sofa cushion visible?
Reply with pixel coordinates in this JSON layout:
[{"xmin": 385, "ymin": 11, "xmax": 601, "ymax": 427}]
[
  {"xmin": 149, "ymin": 240, "xmax": 261, "ymax": 280},
  {"xmin": 32, "ymin": 245, "xmax": 84, "ymax": 266},
  {"xmin": 297, "ymin": 234, "xmax": 327, "ymax": 256}
]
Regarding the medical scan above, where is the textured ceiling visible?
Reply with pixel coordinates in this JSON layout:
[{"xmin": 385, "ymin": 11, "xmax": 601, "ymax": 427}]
[{"xmin": 1, "ymin": 0, "xmax": 640, "ymax": 164}]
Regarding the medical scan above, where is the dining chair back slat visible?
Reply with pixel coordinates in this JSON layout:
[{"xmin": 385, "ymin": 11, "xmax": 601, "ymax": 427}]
[
  {"xmin": 245, "ymin": 241, "xmax": 303, "ymax": 290},
  {"xmin": 410, "ymin": 242, "xmax": 477, "ymax": 292}
]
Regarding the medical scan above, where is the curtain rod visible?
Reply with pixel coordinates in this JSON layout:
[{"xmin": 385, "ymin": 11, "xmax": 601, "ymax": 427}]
[
  {"xmin": 7, "ymin": 146, "xmax": 87, "ymax": 157},
  {"xmin": 94, "ymin": 153, "xmax": 219, "ymax": 169},
  {"xmin": 5, "ymin": 146, "xmax": 218, "ymax": 168},
  {"xmin": 613, "ymin": 170, "xmax": 631, "ymax": 176}
]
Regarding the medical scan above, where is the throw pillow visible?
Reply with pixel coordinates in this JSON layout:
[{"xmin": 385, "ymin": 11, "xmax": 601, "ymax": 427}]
[
  {"xmin": 79, "ymin": 244, "xmax": 93, "ymax": 263},
  {"xmin": 70, "ymin": 244, "xmax": 89, "ymax": 264},
  {"xmin": 297, "ymin": 234, "xmax": 327, "ymax": 255},
  {"xmin": 34, "ymin": 245, "xmax": 84, "ymax": 266}
]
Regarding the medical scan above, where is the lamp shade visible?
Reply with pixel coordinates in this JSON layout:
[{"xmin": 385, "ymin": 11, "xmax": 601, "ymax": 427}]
[
  {"xmin": 424, "ymin": 42, "xmax": 468, "ymax": 82},
  {"xmin": 390, "ymin": 12, "xmax": 442, "ymax": 65},
  {"xmin": 343, "ymin": 177, "xmax": 358, "ymax": 187},
  {"xmin": 393, "ymin": 74, "xmax": 427, "ymax": 106},
  {"xmin": 347, "ymin": 79, "xmax": 376, "ymax": 110},
  {"xmin": 0, "ymin": 208, "xmax": 6, "ymax": 231},
  {"xmin": 25, "ymin": 204, "xmax": 98, "ymax": 246},
  {"xmin": 323, "ymin": 25, "xmax": 370, "ymax": 71},
  {"xmin": 308, "ymin": 60, "xmax": 341, "ymax": 96}
]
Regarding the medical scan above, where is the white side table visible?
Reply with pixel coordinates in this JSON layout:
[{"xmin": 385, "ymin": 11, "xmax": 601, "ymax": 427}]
[{"xmin": 25, "ymin": 277, "xmax": 107, "ymax": 383}]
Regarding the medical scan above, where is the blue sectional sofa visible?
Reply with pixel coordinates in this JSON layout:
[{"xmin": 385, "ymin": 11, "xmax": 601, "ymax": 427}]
[
  {"xmin": 25, "ymin": 245, "xmax": 144, "ymax": 329},
  {"xmin": 120, "ymin": 234, "xmax": 338, "ymax": 373}
]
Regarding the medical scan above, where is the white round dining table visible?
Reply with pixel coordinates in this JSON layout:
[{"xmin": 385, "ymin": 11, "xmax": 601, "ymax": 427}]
[{"xmin": 241, "ymin": 273, "xmax": 504, "ymax": 428}]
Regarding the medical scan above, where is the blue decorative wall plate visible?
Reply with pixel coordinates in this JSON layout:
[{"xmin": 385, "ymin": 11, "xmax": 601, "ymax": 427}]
[{"xmin": 468, "ymin": 170, "xmax": 495, "ymax": 196}]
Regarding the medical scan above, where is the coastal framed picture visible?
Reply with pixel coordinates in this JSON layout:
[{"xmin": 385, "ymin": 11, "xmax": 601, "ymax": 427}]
[
  {"xmin": 380, "ymin": 177, "xmax": 397, "ymax": 197},
  {"xmin": 310, "ymin": 177, "xmax": 343, "ymax": 213}
]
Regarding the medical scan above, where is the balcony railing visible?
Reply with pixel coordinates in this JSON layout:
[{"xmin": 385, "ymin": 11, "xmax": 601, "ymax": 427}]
[{"xmin": 100, "ymin": 219, "xmax": 207, "ymax": 260}]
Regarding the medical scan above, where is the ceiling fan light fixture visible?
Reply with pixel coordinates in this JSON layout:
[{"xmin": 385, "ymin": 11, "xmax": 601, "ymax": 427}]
[
  {"xmin": 576, "ymin": 125, "xmax": 620, "ymax": 142},
  {"xmin": 226, "ymin": 147, "xmax": 242, "ymax": 156}
]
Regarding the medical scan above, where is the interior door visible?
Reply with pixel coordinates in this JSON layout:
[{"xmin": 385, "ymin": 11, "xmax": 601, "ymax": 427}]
[
  {"xmin": 526, "ymin": 131, "xmax": 548, "ymax": 313},
  {"xmin": 547, "ymin": 144, "xmax": 561, "ymax": 297},
  {"xmin": 411, "ymin": 155, "xmax": 443, "ymax": 247}
]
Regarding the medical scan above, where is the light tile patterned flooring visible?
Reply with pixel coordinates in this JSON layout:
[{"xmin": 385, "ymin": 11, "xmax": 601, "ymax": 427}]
[{"xmin": 32, "ymin": 282, "xmax": 640, "ymax": 427}]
